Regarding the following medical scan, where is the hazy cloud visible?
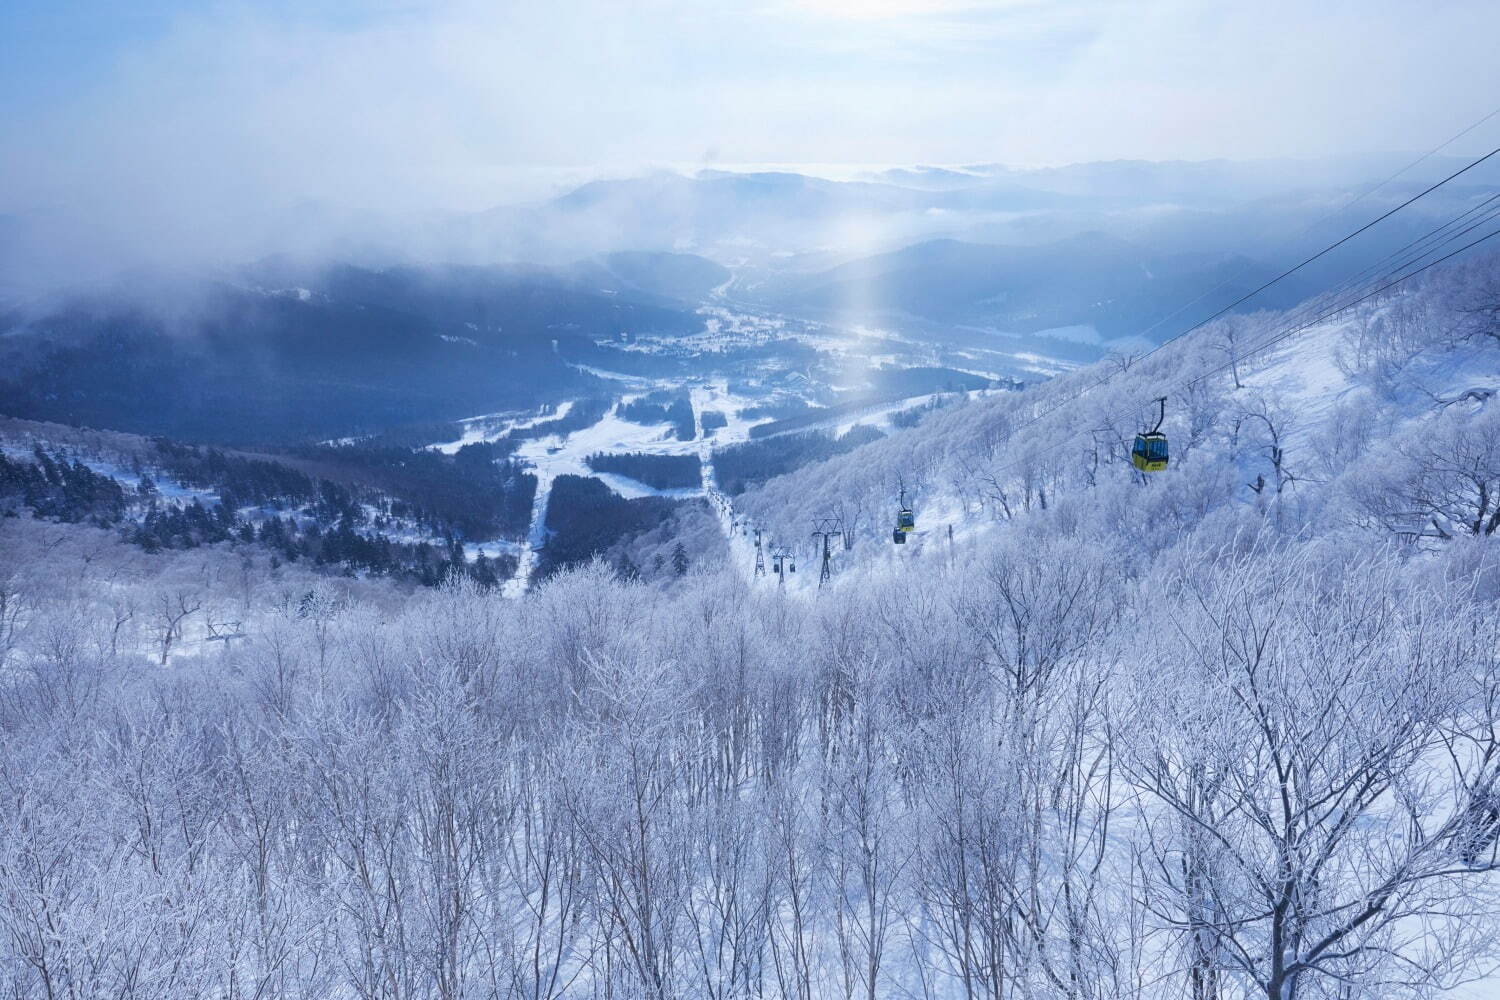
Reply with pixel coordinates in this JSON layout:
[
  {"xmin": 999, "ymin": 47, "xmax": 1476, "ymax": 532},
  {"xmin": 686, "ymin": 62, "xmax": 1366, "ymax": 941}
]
[{"xmin": 3, "ymin": 0, "xmax": 1499, "ymax": 284}]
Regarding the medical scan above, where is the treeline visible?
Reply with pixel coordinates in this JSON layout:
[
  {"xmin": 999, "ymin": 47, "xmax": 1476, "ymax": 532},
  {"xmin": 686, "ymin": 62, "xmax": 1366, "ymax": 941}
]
[
  {"xmin": 152, "ymin": 439, "xmax": 323, "ymax": 507},
  {"xmin": 0, "ymin": 447, "xmax": 129, "ymax": 524},
  {"xmin": 352, "ymin": 419, "xmax": 466, "ymax": 449},
  {"xmin": 738, "ymin": 397, "xmax": 811, "ymax": 422},
  {"xmin": 0, "ymin": 447, "xmax": 511, "ymax": 587},
  {"xmin": 508, "ymin": 398, "xmax": 613, "ymax": 443},
  {"xmin": 132, "ymin": 502, "xmax": 511, "ymax": 586},
  {"xmin": 714, "ymin": 425, "xmax": 884, "ymax": 495},
  {"xmin": 536, "ymin": 475, "xmax": 684, "ymax": 580},
  {"xmin": 586, "ymin": 452, "xmax": 701, "ymax": 490},
  {"xmin": 747, "ymin": 399, "xmax": 893, "ymax": 438},
  {"xmin": 251, "ymin": 518, "xmax": 511, "ymax": 586},
  {"xmin": 616, "ymin": 391, "xmax": 695, "ymax": 440},
  {"xmin": 888, "ymin": 393, "xmax": 958, "ymax": 429},
  {"xmin": 284, "ymin": 440, "xmax": 537, "ymax": 539},
  {"xmin": 747, "ymin": 401, "xmax": 870, "ymax": 438},
  {"xmin": 150, "ymin": 436, "xmax": 536, "ymax": 541},
  {"xmin": 744, "ymin": 370, "xmax": 993, "ymax": 440}
]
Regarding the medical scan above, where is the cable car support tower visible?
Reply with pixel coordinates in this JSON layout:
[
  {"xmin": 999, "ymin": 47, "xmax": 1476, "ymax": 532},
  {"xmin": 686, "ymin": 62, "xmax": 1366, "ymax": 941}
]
[{"xmin": 811, "ymin": 516, "xmax": 842, "ymax": 588}]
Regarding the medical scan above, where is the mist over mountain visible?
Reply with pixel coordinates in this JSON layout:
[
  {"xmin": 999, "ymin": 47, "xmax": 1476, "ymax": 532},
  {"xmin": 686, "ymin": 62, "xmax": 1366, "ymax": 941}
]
[
  {"xmin": 7, "ymin": 152, "xmax": 1500, "ymax": 454},
  {"xmin": 421, "ymin": 155, "xmax": 1492, "ymax": 268},
  {"xmin": 3, "ymin": 153, "xmax": 1489, "ymax": 295},
  {"xmin": 0, "ymin": 261, "xmax": 702, "ymax": 444},
  {"xmin": 746, "ymin": 232, "xmax": 1289, "ymax": 341}
]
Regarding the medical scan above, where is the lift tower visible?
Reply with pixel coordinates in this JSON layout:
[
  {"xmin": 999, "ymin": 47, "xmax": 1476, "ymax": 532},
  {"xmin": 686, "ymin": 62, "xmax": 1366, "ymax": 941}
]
[{"xmin": 810, "ymin": 516, "xmax": 842, "ymax": 589}]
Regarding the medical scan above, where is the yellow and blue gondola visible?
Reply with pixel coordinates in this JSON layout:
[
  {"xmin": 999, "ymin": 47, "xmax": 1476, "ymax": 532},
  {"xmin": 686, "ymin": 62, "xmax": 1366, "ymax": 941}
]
[{"xmin": 1131, "ymin": 397, "xmax": 1169, "ymax": 473}]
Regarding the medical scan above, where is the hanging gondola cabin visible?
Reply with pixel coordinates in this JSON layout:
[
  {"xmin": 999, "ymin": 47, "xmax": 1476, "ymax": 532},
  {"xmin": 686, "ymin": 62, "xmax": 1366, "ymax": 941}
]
[
  {"xmin": 892, "ymin": 505, "xmax": 915, "ymax": 544},
  {"xmin": 1131, "ymin": 396, "xmax": 1169, "ymax": 473},
  {"xmin": 1130, "ymin": 432, "xmax": 1169, "ymax": 472},
  {"xmin": 890, "ymin": 484, "xmax": 918, "ymax": 543}
]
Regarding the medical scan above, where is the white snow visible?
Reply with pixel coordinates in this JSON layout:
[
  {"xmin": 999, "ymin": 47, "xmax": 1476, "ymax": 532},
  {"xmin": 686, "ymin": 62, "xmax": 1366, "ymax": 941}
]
[
  {"xmin": 1240, "ymin": 316, "xmax": 1358, "ymax": 429},
  {"xmin": 431, "ymin": 401, "xmax": 577, "ymax": 454}
]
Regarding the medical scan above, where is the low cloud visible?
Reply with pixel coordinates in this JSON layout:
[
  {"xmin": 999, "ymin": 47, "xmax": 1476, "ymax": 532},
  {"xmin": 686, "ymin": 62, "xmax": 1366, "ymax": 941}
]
[{"xmin": 2, "ymin": 0, "xmax": 1497, "ymax": 289}]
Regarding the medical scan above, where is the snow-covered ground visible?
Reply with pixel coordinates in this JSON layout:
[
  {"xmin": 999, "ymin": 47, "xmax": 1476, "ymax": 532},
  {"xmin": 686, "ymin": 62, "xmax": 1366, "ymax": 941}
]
[
  {"xmin": 1239, "ymin": 317, "xmax": 1359, "ymax": 439},
  {"xmin": 501, "ymin": 468, "xmax": 555, "ymax": 598},
  {"xmin": 493, "ymin": 373, "xmax": 919, "ymax": 596},
  {"xmin": 500, "ymin": 379, "xmax": 776, "ymax": 594},
  {"xmin": 431, "ymin": 401, "xmax": 578, "ymax": 454}
]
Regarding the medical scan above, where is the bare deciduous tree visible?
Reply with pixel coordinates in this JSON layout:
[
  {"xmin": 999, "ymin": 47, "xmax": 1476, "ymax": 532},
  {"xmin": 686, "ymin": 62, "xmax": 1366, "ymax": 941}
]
[
  {"xmin": 151, "ymin": 586, "xmax": 203, "ymax": 665},
  {"xmin": 1350, "ymin": 403, "xmax": 1500, "ymax": 541},
  {"xmin": 1124, "ymin": 546, "xmax": 1500, "ymax": 1000}
]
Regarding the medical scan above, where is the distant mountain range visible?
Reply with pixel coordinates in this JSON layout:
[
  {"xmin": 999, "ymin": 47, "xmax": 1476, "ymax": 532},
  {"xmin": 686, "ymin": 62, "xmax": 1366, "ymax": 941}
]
[
  {"xmin": 866, "ymin": 154, "xmax": 1478, "ymax": 202},
  {"xmin": 741, "ymin": 232, "xmax": 1305, "ymax": 341},
  {"xmin": 4, "ymin": 153, "xmax": 1492, "ymax": 296},
  {"xmin": 446, "ymin": 154, "xmax": 1485, "ymax": 263},
  {"xmin": 5, "ymin": 154, "xmax": 1498, "ymax": 446}
]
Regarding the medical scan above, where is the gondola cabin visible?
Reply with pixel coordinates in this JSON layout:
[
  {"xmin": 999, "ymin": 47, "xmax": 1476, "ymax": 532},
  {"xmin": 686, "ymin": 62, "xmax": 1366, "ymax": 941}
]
[
  {"xmin": 892, "ymin": 487, "xmax": 916, "ymax": 544},
  {"xmin": 1131, "ymin": 396, "xmax": 1169, "ymax": 473},
  {"xmin": 1131, "ymin": 432, "xmax": 1169, "ymax": 472}
]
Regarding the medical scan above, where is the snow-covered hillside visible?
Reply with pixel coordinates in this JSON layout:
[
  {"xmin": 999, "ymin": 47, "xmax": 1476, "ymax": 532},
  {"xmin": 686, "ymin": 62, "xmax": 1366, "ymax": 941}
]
[
  {"xmin": 1, "ymin": 253, "xmax": 1498, "ymax": 1000},
  {"xmin": 734, "ymin": 251, "xmax": 1500, "ymax": 581}
]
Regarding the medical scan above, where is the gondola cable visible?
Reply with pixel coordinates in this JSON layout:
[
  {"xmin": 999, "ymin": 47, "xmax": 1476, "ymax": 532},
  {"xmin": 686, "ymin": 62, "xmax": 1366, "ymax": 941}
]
[
  {"xmin": 1181, "ymin": 223, "xmax": 1500, "ymax": 395},
  {"xmin": 985, "ymin": 137, "xmax": 1500, "ymax": 457},
  {"xmin": 1039, "ymin": 222, "xmax": 1500, "ymax": 484},
  {"xmin": 1125, "ymin": 104, "xmax": 1500, "ymax": 346},
  {"xmin": 1136, "ymin": 143, "xmax": 1500, "ymax": 354},
  {"xmin": 1257, "ymin": 191, "xmax": 1500, "ymax": 338}
]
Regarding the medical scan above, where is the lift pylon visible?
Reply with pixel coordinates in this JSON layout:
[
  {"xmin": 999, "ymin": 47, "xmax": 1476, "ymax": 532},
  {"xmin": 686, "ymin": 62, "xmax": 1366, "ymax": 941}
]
[{"xmin": 810, "ymin": 516, "xmax": 842, "ymax": 589}]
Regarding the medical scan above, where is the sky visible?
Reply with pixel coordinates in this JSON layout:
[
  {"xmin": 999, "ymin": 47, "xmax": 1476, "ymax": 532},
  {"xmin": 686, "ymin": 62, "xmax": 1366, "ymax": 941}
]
[{"xmin": 3, "ymin": 0, "xmax": 1500, "ymax": 275}]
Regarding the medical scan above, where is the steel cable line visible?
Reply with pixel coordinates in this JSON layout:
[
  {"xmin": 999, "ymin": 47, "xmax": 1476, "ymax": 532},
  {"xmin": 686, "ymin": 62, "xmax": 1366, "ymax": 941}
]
[
  {"xmin": 1124, "ymin": 104, "xmax": 1500, "ymax": 345},
  {"xmin": 978, "ymin": 138, "xmax": 1500, "ymax": 452},
  {"xmin": 1134, "ymin": 142, "xmax": 1500, "ymax": 358},
  {"xmin": 1221, "ymin": 202, "xmax": 1500, "ymax": 371},
  {"xmin": 1180, "ymin": 224, "xmax": 1500, "ymax": 394},
  {"xmin": 1265, "ymin": 191, "xmax": 1500, "ymax": 333},
  {"xmin": 1230, "ymin": 194, "xmax": 1500, "ymax": 360},
  {"xmin": 1123, "ymin": 192, "xmax": 1500, "ymax": 393},
  {"xmin": 971, "ymin": 222, "xmax": 1500, "ymax": 488}
]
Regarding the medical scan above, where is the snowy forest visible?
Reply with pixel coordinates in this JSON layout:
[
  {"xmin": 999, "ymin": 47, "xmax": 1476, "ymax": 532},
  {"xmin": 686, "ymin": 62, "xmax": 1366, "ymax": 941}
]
[{"xmin": 3, "ymin": 248, "xmax": 1500, "ymax": 1000}]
